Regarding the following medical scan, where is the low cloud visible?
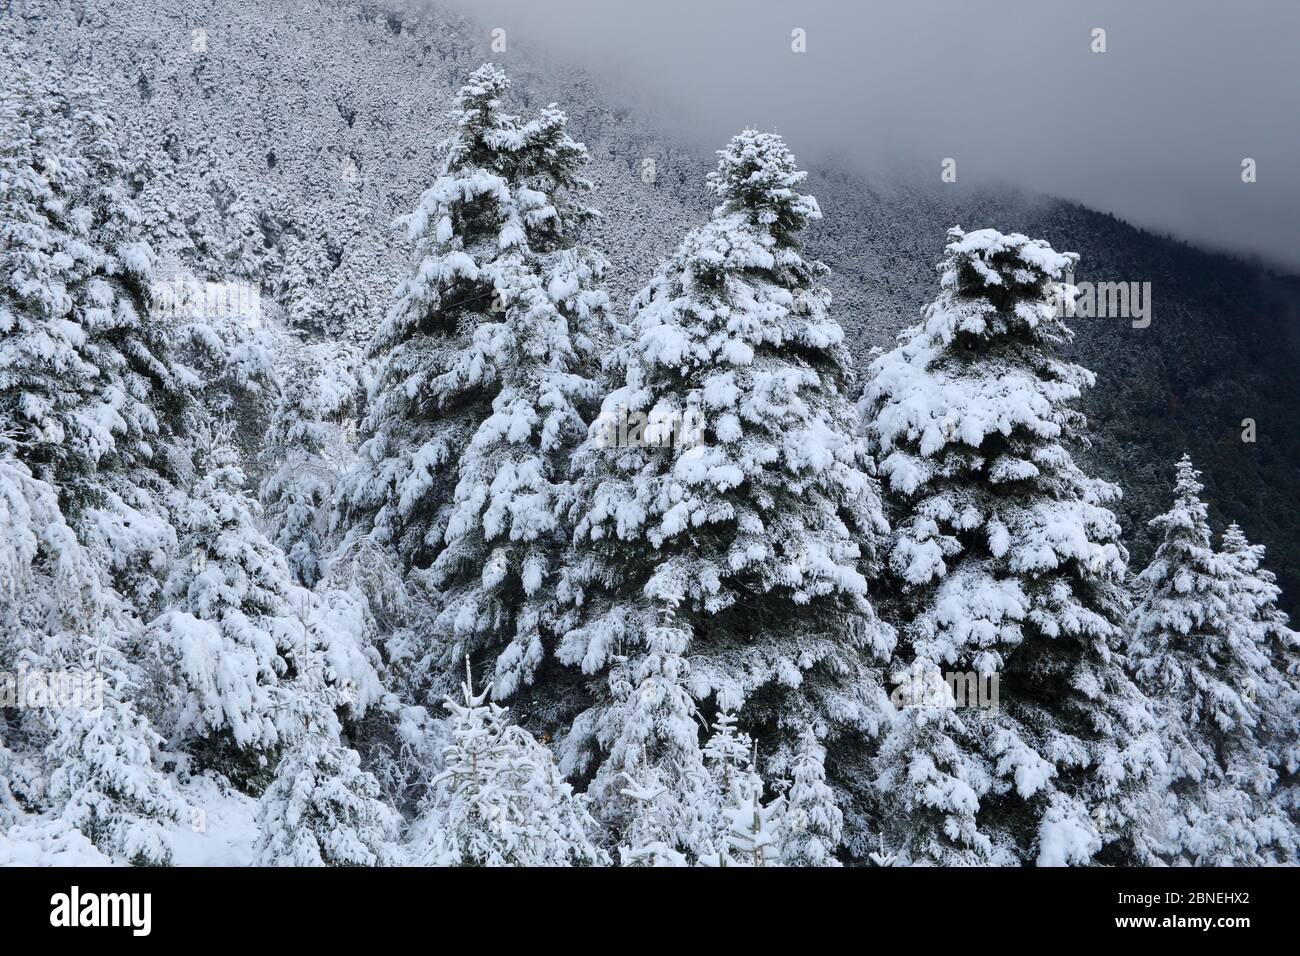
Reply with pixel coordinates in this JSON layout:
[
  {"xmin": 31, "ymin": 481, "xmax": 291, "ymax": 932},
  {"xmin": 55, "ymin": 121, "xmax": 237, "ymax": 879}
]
[{"xmin": 441, "ymin": 0, "xmax": 1300, "ymax": 272}]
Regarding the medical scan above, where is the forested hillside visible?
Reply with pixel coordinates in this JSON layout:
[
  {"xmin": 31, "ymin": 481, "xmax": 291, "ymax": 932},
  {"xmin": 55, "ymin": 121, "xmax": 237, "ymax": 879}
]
[
  {"xmin": 11, "ymin": 0, "xmax": 1296, "ymax": 599},
  {"xmin": 2, "ymin": 0, "xmax": 1297, "ymax": 867}
]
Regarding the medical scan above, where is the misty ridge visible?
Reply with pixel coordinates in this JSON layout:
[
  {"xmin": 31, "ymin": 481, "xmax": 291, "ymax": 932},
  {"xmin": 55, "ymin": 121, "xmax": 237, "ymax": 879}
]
[{"xmin": 0, "ymin": 0, "xmax": 1297, "ymax": 873}]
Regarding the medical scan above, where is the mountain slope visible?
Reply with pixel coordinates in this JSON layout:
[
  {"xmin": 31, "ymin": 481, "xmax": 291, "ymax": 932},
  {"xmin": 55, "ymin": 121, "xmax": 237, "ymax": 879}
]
[{"xmin": 10, "ymin": 0, "xmax": 1298, "ymax": 609}]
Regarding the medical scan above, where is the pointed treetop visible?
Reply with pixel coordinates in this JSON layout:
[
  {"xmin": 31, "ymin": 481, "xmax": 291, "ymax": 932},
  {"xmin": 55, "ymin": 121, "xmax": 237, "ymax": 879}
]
[
  {"xmin": 1148, "ymin": 455, "xmax": 1213, "ymax": 546},
  {"xmin": 1221, "ymin": 522, "xmax": 1250, "ymax": 553},
  {"xmin": 425, "ymin": 62, "xmax": 593, "ymax": 250},
  {"xmin": 1220, "ymin": 523, "xmax": 1273, "ymax": 579},
  {"xmin": 1174, "ymin": 453, "xmax": 1204, "ymax": 499},
  {"xmin": 446, "ymin": 63, "xmax": 524, "ymax": 173},
  {"xmin": 707, "ymin": 129, "xmax": 819, "ymax": 235},
  {"xmin": 457, "ymin": 62, "xmax": 512, "ymax": 110},
  {"xmin": 885, "ymin": 226, "xmax": 1082, "ymax": 353},
  {"xmin": 798, "ymin": 725, "xmax": 822, "ymax": 756},
  {"xmin": 460, "ymin": 653, "xmax": 490, "ymax": 710}
]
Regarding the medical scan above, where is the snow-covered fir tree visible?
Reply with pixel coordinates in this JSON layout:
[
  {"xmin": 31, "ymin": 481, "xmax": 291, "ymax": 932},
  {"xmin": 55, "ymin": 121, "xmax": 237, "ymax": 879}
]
[
  {"xmin": 170, "ymin": 286, "xmax": 279, "ymax": 427},
  {"xmin": 703, "ymin": 709, "xmax": 762, "ymax": 805},
  {"xmin": 1126, "ymin": 457, "xmax": 1297, "ymax": 863},
  {"xmin": 220, "ymin": 192, "xmax": 265, "ymax": 282},
  {"xmin": 779, "ymin": 727, "xmax": 844, "ymax": 866},
  {"xmin": 1220, "ymin": 522, "xmax": 1300, "ymax": 818},
  {"xmin": 701, "ymin": 790, "xmax": 784, "ymax": 868},
  {"xmin": 45, "ymin": 648, "xmax": 186, "ymax": 867},
  {"xmin": 151, "ymin": 426, "xmax": 296, "ymax": 788},
  {"xmin": 1, "ymin": 59, "xmax": 180, "ymax": 503},
  {"xmin": 279, "ymin": 236, "xmax": 328, "ymax": 334},
  {"xmin": 122, "ymin": 135, "xmax": 194, "ymax": 266},
  {"xmin": 871, "ymin": 659, "xmax": 996, "ymax": 864},
  {"xmin": 253, "ymin": 637, "xmax": 400, "ymax": 867},
  {"xmin": 323, "ymin": 235, "xmax": 377, "ymax": 338},
  {"xmin": 860, "ymin": 226, "xmax": 1163, "ymax": 865},
  {"xmin": 260, "ymin": 342, "xmax": 359, "ymax": 588},
  {"xmin": 1, "ymin": 57, "xmax": 188, "ymax": 609},
  {"xmin": 0, "ymin": 58, "xmax": 191, "ymax": 865},
  {"xmin": 410, "ymin": 660, "xmax": 608, "ymax": 866},
  {"xmin": 593, "ymin": 606, "xmax": 717, "ymax": 863},
  {"xmin": 698, "ymin": 709, "xmax": 785, "ymax": 867},
  {"xmin": 323, "ymin": 260, "xmax": 371, "ymax": 339},
  {"xmin": 615, "ymin": 779, "xmax": 690, "ymax": 867},
  {"xmin": 0, "ymin": 439, "xmax": 182, "ymax": 864},
  {"xmin": 338, "ymin": 64, "xmax": 607, "ymax": 702},
  {"xmin": 558, "ymin": 130, "xmax": 894, "ymax": 823}
]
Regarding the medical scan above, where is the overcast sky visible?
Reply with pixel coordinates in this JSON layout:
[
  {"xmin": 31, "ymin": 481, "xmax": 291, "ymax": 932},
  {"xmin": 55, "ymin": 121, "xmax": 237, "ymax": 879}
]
[{"xmin": 440, "ymin": 0, "xmax": 1300, "ymax": 272}]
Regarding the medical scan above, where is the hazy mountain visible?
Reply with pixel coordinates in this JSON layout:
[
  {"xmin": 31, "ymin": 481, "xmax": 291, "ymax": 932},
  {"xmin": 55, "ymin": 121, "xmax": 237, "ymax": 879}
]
[{"xmin": 14, "ymin": 0, "xmax": 1298, "ymax": 608}]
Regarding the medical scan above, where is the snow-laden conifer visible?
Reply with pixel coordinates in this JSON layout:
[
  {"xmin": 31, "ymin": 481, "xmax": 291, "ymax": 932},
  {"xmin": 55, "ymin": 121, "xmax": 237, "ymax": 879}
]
[
  {"xmin": 1, "ymin": 440, "xmax": 182, "ymax": 864},
  {"xmin": 339, "ymin": 64, "xmax": 606, "ymax": 701},
  {"xmin": 560, "ymin": 130, "xmax": 893, "ymax": 813},
  {"xmin": 703, "ymin": 710, "xmax": 762, "ymax": 805},
  {"xmin": 1, "ymin": 59, "xmax": 186, "ymax": 513},
  {"xmin": 279, "ymin": 236, "xmax": 328, "ymax": 334},
  {"xmin": 861, "ymin": 226, "xmax": 1163, "ymax": 865},
  {"xmin": 700, "ymin": 791, "xmax": 784, "ymax": 868},
  {"xmin": 871, "ymin": 660, "xmax": 1001, "ymax": 864},
  {"xmin": 1220, "ymin": 523, "xmax": 1300, "ymax": 819},
  {"xmin": 253, "ymin": 639, "xmax": 400, "ymax": 867},
  {"xmin": 411, "ymin": 660, "xmax": 608, "ymax": 866},
  {"xmin": 595, "ymin": 607, "xmax": 716, "ymax": 862},
  {"xmin": 261, "ymin": 342, "xmax": 359, "ymax": 588},
  {"xmin": 151, "ymin": 427, "xmax": 296, "ymax": 786},
  {"xmin": 1, "ymin": 57, "xmax": 188, "ymax": 613},
  {"xmin": 778, "ymin": 728, "xmax": 844, "ymax": 866},
  {"xmin": 1127, "ymin": 458, "xmax": 1297, "ymax": 863}
]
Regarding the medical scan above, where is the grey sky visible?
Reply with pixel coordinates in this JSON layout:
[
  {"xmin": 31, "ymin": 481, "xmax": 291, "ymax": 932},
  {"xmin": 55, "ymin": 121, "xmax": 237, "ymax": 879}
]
[{"xmin": 441, "ymin": 0, "xmax": 1300, "ymax": 272}]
